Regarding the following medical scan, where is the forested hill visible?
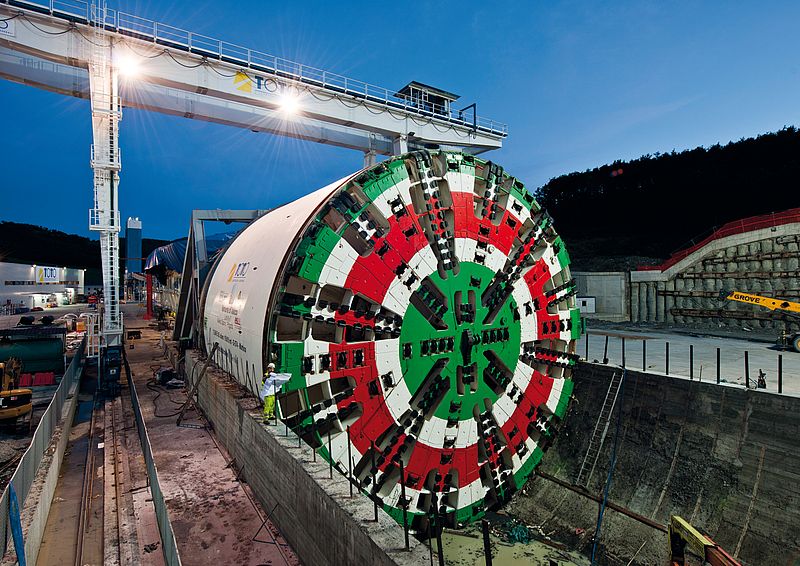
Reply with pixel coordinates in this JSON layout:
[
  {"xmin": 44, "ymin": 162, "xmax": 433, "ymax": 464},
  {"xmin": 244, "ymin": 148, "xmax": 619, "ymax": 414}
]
[
  {"xmin": 536, "ymin": 127, "xmax": 800, "ymax": 270},
  {"xmin": 4, "ymin": 129, "xmax": 798, "ymax": 275},
  {"xmin": 0, "ymin": 222, "xmax": 168, "ymax": 282}
]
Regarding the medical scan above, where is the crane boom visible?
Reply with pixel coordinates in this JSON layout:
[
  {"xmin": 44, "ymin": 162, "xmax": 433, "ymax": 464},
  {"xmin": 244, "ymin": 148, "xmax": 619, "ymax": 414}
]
[
  {"xmin": 722, "ymin": 291, "xmax": 800, "ymax": 314},
  {"xmin": 721, "ymin": 290, "xmax": 800, "ymax": 352},
  {"xmin": 669, "ymin": 516, "xmax": 741, "ymax": 566}
]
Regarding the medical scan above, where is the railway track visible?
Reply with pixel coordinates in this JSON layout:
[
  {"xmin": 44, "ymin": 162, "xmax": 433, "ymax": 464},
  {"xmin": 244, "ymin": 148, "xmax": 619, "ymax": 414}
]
[
  {"xmin": 74, "ymin": 395, "xmax": 102, "ymax": 566},
  {"xmin": 73, "ymin": 395, "xmax": 128, "ymax": 566}
]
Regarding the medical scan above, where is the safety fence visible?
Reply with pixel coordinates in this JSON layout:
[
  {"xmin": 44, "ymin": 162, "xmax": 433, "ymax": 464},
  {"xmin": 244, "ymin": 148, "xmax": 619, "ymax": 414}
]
[
  {"xmin": 0, "ymin": 337, "xmax": 85, "ymax": 555},
  {"xmin": 123, "ymin": 353, "xmax": 183, "ymax": 566},
  {"xmin": 580, "ymin": 332, "xmax": 796, "ymax": 395}
]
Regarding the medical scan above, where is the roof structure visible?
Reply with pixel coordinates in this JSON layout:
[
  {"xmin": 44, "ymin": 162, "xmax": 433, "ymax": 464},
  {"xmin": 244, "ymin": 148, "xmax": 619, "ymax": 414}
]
[{"xmin": 395, "ymin": 81, "xmax": 461, "ymax": 102}]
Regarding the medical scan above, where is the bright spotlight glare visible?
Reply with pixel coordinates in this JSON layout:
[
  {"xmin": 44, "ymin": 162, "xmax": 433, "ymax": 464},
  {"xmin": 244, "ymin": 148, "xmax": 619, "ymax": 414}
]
[
  {"xmin": 277, "ymin": 91, "xmax": 301, "ymax": 115},
  {"xmin": 116, "ymin": 55, "xmax": 140, "ymax": 77}
]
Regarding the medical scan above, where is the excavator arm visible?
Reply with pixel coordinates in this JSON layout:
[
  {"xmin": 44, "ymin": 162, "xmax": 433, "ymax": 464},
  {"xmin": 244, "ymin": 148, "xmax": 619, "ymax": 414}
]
[{"xmin": 669, "ymin": 515, "xmax": 740, "ymax": 566}]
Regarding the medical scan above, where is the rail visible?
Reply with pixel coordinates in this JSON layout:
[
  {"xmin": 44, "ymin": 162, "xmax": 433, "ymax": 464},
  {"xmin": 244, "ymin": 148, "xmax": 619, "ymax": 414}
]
[
  {"xmin": 122, "ymin": 350, "xmax": 182, "ymax": 566},
  {"xmin": 3, "ymin": 0, "xmax": 508, "ymax": 137},
  {"xmin": 0, "ymin": 337, "xmax": 86, "ymax": 556}
]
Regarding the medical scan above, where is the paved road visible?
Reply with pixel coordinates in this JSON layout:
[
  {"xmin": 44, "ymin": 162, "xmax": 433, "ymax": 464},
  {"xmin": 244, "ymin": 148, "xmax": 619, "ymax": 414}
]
[{"xmin": 577, "ymin": 326, "xmax": 800, "ymax": 396}]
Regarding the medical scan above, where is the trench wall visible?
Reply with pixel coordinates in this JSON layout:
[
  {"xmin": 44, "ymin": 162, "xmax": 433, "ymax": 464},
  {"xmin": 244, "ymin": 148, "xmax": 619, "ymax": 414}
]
[
  {"xmin": 509, "ymin": 362, "xmax": 800, "ymax": 565},
  {"xmin": 184, "ymin": 351, "xmax": 428, "ymax": 566}
]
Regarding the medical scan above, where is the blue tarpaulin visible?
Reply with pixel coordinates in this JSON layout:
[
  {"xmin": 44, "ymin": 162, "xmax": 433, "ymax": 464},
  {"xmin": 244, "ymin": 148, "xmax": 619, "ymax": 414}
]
[{"xmin": 145, "ymin": 233, "xmax": 234, "ymax": 273}]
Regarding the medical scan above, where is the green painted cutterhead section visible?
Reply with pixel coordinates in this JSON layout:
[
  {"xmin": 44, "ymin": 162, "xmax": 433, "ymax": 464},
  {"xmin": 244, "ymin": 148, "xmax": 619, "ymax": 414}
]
[
  {"xmin": 399, "ymin": 262, "xmax": 521, "ymax": 421},
  {"xmin": 253, "ymin": 150, "xmax": 582, "ymax": 536}
]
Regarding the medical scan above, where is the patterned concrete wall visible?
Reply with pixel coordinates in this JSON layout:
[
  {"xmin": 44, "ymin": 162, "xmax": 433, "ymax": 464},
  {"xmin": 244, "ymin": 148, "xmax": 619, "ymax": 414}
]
[{"xmin": 630, "ymin": 223, "xmax": 800, "ymax": 331}]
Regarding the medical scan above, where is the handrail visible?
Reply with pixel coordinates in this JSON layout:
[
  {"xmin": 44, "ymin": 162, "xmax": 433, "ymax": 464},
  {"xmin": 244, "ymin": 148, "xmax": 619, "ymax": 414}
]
[
  {"xmin": 4, "ymin": 0, "xmax": 508, "ymax": 137},
  {"xmin": 638, "ymin": 208, "xmax": 800, "ymax": 272},
  {"xmin": 122, "ymin": 348, "xmax": 183, "ymax": 565}
]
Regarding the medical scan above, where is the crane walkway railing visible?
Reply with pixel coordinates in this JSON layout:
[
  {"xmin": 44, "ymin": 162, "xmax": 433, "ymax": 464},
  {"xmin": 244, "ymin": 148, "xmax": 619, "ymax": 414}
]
[{"xmin": 2, "ymin": 0, "xmax": 509, "ymax": 137}]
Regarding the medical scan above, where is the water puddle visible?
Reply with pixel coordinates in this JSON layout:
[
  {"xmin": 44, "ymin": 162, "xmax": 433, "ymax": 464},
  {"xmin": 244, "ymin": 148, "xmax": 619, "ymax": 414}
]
[{"xmin": 440, "ymin": 523, "xmax": 589, "ymax": 566}]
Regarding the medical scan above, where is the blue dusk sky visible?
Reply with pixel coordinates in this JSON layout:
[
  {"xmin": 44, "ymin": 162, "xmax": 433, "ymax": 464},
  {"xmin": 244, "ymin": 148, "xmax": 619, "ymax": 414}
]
[{"xmin": 2, "ymin": 1, "xmax": 799, "ymax": 239}]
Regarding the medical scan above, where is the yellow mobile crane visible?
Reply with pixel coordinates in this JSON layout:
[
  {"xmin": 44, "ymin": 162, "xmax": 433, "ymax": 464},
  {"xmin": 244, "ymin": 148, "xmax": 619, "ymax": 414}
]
[{"xmin": 721, "ymin": 291, "xmax": 800, "ymax": 352}]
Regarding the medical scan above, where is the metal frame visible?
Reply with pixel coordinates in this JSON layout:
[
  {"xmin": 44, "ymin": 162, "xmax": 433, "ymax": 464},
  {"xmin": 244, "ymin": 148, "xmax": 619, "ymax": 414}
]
[
  {"xmin": 86, "ymin": 0, "xmax": 122, "ymax": 352},
  {"xmin": 3, "ymin": 0, "xmax": 507, "ymax": 136},
  {"xmin": 173, "ymin": 209, "xmax": 267, "ymax": 343}
]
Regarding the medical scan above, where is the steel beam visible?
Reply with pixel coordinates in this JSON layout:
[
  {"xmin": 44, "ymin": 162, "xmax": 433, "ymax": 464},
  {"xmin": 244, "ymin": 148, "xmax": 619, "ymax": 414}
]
[{"xmin": 0, "ymin": 4, "xmax": 505, "ymax": 154}]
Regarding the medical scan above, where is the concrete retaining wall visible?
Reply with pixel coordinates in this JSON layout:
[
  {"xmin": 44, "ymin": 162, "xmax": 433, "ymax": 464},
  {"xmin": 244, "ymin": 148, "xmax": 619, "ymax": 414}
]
[
  {"xmin": 1, "ymin": 382, "xmax": 80, "ymax": 566},
  {"xmin": 630, "ymin": 224, "xmax": 800, "ymax": 330},
  {"xmin": 184, "ymin": 350, "xmax": 429, "ymax": 566},
  {"xmin": 509, "ymin": 362, "xmax": 800, "ymax": 565},
  {"xmin": 574, "ymin": 272, "xmax": 630, "ymax": 322}
]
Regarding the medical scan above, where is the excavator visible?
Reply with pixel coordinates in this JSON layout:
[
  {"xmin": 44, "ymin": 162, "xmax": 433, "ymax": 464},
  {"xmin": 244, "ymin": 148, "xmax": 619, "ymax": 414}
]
[
  {"xmin": 669, "ymin": 515, "xmax": 740, "ymax": 566},
  {"xmin": 721, "ymin": 290, "xmax": 800, "ymax": 353},
  {"xmin": 0, "ymin": 357, "xmax": 33, "ymax": 426}
]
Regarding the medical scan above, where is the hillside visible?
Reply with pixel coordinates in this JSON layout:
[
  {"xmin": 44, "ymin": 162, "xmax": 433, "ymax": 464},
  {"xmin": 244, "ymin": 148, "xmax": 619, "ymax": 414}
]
[
  {"xmin": 536, "ymin": 127, "xmax": 800, "ymax": 270},
  {"xmin": 3, "ymin": 128, "xmax": 799, "ymax": 277},
  {"xmin": 0, "ymin": 221, "xmax": 169, "ymax": 282}
]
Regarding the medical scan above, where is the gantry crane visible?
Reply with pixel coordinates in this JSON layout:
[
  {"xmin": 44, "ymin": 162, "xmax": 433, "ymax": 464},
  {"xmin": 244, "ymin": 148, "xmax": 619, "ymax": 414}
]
[
  {"xmin": 0, "ymin": 0, "xmax": 508, "ymax": 395},
  {"xmin": 87, "ymin": 1, "xmax": 123, "ymax": 393}
]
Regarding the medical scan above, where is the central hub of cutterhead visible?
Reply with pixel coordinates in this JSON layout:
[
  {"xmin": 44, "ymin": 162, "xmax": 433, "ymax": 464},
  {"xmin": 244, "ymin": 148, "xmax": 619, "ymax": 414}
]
[{"xmin": 398, "ymin": 262, "xmax": 521, "ymax": 421}]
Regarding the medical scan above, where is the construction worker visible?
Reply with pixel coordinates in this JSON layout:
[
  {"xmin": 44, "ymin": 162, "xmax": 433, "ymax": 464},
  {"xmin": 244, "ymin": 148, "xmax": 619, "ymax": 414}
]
[{"xmin": 262, "ymin": 362, "xmax": 277, "ymax": 422}]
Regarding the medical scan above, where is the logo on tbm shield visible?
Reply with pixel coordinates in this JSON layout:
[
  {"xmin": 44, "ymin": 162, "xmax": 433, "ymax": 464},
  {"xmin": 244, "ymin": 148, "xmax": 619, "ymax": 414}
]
[
  {"xmin": 233, "ymin": 71, "xmax": 252, "ymax": 93},
  {"xmin": 228, "ymin": 262, "xmax": 250, "ymax": 282}
]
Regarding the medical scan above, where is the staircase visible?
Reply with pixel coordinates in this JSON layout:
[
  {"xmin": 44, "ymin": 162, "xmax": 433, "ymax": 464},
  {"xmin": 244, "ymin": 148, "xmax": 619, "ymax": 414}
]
[
  {"xmin": 85, "ymin": 312, "xmax": 100, "ymax": 359},
  {"xmin": 576, "ymin": 369, "xmax": 625, "ymax": 488},
  {"xmin": 87, "ymin": 0, "xmax": 123, "ymax": 348}
]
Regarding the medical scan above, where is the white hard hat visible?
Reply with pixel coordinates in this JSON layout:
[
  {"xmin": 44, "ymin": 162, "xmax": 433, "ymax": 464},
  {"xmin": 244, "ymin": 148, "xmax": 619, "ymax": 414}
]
[{"xmin": 267, "ymin": 363, "xmax": 276, "ymax": 370}]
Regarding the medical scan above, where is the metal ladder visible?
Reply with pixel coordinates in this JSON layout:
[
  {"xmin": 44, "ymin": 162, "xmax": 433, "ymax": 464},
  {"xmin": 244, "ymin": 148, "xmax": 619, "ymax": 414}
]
[
  {"xmin": 85, "ymin": 312, "xmax": 101, "ymax": 359},
  {"xmin": 88, "ymin": 0, "xmax": 123, "ymax": 348},
  {"xmin": 576, "ymin": 370, "xmax": 624, "ymax": 488}
]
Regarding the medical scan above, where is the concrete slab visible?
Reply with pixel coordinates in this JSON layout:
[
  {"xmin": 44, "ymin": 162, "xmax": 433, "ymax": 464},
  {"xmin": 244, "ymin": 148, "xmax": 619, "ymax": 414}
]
[
  {"xmin": 578, "ymin": 326, "xmax": 800, "ymax": 395},
  {"xmin": 123, "ymin": 311, "xmax": 300, "ymax": 566}
]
